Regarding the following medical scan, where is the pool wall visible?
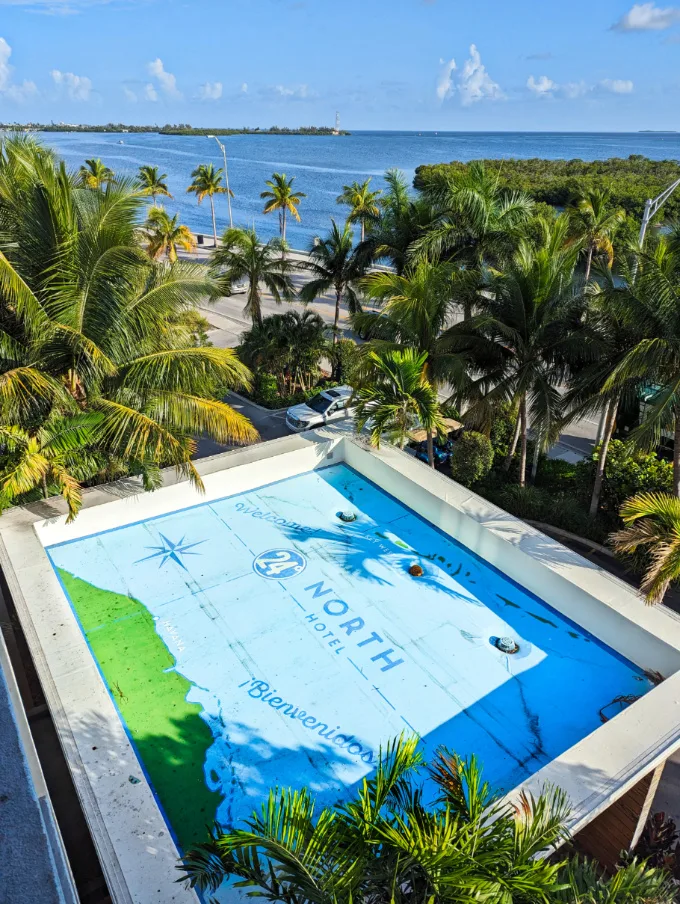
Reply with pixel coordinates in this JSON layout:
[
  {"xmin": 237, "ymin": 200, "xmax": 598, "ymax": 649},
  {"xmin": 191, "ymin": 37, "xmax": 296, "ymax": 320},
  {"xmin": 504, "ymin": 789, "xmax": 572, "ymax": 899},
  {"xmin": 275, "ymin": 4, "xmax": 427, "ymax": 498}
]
[{"xmin": 3, "ymin": 426, "xmax": 680, "ymax": 904}]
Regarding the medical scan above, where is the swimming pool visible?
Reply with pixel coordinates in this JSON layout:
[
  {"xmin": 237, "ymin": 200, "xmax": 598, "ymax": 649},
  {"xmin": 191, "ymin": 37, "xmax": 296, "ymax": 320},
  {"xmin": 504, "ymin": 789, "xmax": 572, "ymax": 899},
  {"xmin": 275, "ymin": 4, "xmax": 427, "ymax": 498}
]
[{"xmin": 47, "ymin": 463, "xmax": 651, "ymax": 854}]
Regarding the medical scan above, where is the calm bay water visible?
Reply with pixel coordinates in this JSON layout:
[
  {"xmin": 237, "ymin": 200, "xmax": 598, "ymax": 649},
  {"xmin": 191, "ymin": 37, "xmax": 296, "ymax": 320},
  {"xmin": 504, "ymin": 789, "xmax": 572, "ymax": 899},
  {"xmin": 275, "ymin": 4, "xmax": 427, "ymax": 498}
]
[{"xmin": 43, "ymin": 130, "xmax": 680, "ymax": 249}]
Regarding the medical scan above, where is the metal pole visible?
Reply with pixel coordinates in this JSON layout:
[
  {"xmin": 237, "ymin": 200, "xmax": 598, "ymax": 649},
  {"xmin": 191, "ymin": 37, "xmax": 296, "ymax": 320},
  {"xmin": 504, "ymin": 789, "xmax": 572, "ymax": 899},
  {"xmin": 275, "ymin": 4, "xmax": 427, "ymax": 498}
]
[
  {"xmin": 639, "ymin": 198, "xmax": 652, "ymax": 248},
  {"xmin": 216, "ymin": 138, "xmax": 233, "ymax": 230},
  {"xmin": 207, "ymin": 134, "xmax": 233, "ymax": 231}
]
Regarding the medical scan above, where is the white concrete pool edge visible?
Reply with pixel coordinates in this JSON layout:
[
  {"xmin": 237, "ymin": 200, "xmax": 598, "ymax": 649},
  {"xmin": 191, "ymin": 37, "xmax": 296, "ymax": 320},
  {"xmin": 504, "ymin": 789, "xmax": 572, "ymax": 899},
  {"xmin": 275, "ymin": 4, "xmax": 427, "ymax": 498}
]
[{"xmin": 3, "ymin": 427, "xmax": 680, "ymax": 902}]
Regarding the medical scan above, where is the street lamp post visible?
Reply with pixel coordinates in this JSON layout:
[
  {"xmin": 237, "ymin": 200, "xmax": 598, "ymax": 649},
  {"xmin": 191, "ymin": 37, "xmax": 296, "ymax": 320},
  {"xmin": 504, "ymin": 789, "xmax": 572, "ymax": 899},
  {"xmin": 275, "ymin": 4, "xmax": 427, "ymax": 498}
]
[
  {"xmin": 639, "ymin": 176, "xmax": 680, "ymax": 247},
  {"xmin": 207, "ymin": 134, "xmax": 233, "ymax": 230}
]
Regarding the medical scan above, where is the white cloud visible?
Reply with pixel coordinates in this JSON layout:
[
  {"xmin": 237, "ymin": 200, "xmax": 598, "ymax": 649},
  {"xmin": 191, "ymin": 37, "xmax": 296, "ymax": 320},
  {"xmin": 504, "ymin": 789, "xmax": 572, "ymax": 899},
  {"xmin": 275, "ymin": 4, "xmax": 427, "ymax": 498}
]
[
  {"xmin": 147, "ymin": 57, "xmax": 181, "ymax": 98},
  {"xmin": 600, "ymin": 78, "xmax": 634, "ymax": 93},
  {"xmin": 0, "ymin": 37, "xmax": 10, "ymax": 91},
  {"xmin": 143, "ymin": 82, "xmax": 158, "ymax": 102},
  {"xmin": 525, "ymin": 75, "xmax": 633, "ymax": 100},
  {"xmin": 527, "ymin": 74, "xmax": 556, "ymax": 96},
  {"xmin": 123, "ymin": 86, "xmax": 137, "ymax": 102},
  {"xmin": 198, "ymin": 80, "xmax": 222, "ymax": 100},
  {"xmin": 436, "ymin": 45, "xmax": 503, "ymax": 105},
  {"xmin": 0, "ymin": 37, "xmax": 39, "ymax": 102},
  {"xmin": 240, "ymin": 82, "xmax": 248, "ymax": 94},
  {"xmin": 266, "ymin": 83, "xmax": 313, "ymax": 99},
  {"xmin": 5, "ymin": 79, "xmax": 38, "ymax": 101},
  {"xmin": 436, "ymin": 57, "xmax": 456, "ymax": 101},
  {"xmin": 562, "ymin": 81, "xmax": 589, "ymax": 99},
  {"xmin": 51, "ymin": 68, "xmax": 92, "ymax": 101},
  {"xmin": 458, "ymin": 45, "xmax": 503, "ymax": 105},
  {"xmin": 613, "ymin": 3, "xmax": 680, "ymax": 30}
]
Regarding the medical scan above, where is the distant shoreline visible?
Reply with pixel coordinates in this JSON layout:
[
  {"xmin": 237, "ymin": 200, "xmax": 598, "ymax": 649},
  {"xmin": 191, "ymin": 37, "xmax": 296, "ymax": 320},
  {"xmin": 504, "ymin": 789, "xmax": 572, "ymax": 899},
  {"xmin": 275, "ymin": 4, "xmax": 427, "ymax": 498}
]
[{"xmin": 0, "ymin": 124, "xmax": 350, "ymax": 137}]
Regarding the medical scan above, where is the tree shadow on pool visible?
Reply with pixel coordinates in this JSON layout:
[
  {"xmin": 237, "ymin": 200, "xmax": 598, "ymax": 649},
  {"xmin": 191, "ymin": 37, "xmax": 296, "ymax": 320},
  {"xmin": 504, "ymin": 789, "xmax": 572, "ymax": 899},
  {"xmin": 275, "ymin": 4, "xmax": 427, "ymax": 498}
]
[{"xmin": 277, "ymin": 517, "xmax": 480, "ymax": 604}]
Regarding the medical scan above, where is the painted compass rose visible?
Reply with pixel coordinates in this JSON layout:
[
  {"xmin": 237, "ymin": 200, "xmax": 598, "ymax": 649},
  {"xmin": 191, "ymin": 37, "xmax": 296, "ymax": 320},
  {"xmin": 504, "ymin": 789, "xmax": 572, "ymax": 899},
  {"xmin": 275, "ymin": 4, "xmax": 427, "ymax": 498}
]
[{"xmin": 136, "ymin": 533, "xmax": 206, "ymax": 570}]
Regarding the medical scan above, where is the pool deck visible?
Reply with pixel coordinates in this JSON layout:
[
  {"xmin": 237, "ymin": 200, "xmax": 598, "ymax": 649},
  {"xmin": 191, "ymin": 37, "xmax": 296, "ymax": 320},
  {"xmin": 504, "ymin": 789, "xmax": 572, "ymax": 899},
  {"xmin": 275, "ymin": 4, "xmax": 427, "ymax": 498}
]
[{"xmin": 4, "ymin": 427, "xmax": 680, "ymax": 903}]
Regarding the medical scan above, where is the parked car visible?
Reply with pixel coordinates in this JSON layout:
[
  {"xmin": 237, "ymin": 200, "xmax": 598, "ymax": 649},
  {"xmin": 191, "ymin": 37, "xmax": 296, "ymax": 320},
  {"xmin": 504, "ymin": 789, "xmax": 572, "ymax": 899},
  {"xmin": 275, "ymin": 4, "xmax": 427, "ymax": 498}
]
[{"xmin": 286, "ymin": 386, "xmax": 354, "ymax": 432}]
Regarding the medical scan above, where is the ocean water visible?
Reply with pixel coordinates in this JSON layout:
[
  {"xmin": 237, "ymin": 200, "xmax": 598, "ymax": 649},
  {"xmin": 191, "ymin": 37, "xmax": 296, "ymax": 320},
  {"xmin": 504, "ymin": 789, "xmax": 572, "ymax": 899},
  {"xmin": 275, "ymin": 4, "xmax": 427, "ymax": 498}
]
[
  {"xmin": 48, "ymin": 463, "xmax": 651, "ymax": 854},
  {"xmin": 42, "ymin": 130, "xmax": 680, "ymax": 248}
]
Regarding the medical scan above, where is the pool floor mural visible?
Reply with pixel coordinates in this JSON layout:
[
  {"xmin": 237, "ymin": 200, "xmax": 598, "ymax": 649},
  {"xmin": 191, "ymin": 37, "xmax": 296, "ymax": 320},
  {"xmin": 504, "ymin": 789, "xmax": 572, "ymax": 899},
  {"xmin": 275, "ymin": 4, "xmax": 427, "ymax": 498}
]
[{"xmin": 48, "ymin": 464, "xmax": 652, "ymax": 853}]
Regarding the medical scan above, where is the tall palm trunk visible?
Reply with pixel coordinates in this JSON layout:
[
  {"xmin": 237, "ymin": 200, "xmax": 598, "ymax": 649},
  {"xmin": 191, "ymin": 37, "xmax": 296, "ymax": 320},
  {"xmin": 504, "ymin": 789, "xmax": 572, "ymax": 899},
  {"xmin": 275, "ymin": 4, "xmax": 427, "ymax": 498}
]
[
  {"xmin": 589, "ymin": 398, "xmax": 618, "ymax": 517},
  {"xmin": 518, "ymin": 396, "xmax": 528, "ymax": 488},
  {"xmin": 426, "ymin": 429, "xmax": 435, "ymax": 468},
  {"xmin": 530, "ymin": 426, "xmax": 541, "ymax": 483},
  {"xmin": 41, "ymin": 473, "xmax": 48, "ymax": 500},
  {"xmin": 584, "ymin": 243, "xmax": 594, "ymax": 282},
  {"xmin": 504, "ymin": 410, "xmax": 521, "ymax": 471},
  {"xmin": 210, "ymin": 194, "xmax": 217, "ymax": 246},
  {"xmin": 281, "ymin": 207, "xmax": 287, "ymax": 242},
  {"xmin": 360, "ymin": 219, "xmax": 365, "ymax": 243},
  {"xmin": 333, "ymin": 286, "xmax": 342, "ymax": 343},
  {"xmin": 674, "ymin": 414, "xmax": 680, "ymax": 499}
]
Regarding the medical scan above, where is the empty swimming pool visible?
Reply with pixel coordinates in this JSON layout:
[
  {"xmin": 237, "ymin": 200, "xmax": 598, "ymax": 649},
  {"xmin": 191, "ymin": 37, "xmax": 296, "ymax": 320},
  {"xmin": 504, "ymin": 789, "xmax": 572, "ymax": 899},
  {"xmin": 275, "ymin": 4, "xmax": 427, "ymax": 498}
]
[{"xmin": 47, "ymin": 463, "xmax": 651, "ymax": 853}]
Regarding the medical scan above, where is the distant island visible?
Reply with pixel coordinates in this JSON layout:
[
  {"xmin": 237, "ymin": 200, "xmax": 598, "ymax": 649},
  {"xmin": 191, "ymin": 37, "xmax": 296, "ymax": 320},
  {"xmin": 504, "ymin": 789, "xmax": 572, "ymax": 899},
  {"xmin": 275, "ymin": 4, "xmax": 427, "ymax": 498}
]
[{"xmin": 0, "ymin": 122, "xmax": 350, "ymax": 137}]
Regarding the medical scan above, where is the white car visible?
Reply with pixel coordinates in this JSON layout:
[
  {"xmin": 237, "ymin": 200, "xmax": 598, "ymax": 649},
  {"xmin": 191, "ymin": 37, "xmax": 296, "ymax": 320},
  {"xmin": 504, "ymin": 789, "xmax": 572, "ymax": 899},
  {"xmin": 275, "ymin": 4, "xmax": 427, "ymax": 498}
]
[{"xmin": 286, "ymin": 386, "xmax": 354, "ymax": 432}]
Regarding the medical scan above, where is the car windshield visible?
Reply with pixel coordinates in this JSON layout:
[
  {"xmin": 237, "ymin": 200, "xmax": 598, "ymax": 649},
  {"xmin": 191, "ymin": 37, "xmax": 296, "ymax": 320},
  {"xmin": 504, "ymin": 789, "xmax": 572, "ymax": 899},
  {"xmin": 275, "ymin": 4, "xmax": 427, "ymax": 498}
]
[{"xmin": 306, "ymin": 394, "xmax": 333, "ymax": 414}]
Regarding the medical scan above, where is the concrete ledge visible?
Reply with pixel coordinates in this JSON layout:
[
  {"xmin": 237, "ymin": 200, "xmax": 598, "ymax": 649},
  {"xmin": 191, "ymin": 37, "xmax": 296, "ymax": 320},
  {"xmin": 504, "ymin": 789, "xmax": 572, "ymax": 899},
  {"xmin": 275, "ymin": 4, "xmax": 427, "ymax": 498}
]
[{"xmin": 4, "ymin": 428, "xmax": 680, "ymax": 898}]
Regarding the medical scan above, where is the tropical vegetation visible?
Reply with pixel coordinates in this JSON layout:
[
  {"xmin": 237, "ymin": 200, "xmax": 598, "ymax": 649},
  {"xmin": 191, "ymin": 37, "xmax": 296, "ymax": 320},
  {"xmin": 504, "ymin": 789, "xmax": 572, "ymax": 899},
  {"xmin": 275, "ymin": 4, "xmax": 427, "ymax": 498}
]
[
  {"xmin": 353, "ymin": 348, "xmax": 445, "ymax": 465},
  {"xmin": 415, "ymin": 155, "xmax": 680, "ymax": 220},
  {"xmin": 180, "ymin": 734, "xmax": 674, "ymax": 904},
  {"xmin": 211, "ymin": 227, "xmax": 295, "ymax": 326},
  {"xmin": 144, "ymin": 207, "xmax": 196, "ymax": 262},
  {"xmin": 137, "ymin": 164, "xmax": 172, "ymax": 205},
  {"xmin": 78, "ymin": 157, "xmax": 114, "ymax": 189},
  {"xmin": 301, "ymin": 219, "xmax": 366, "ymax": 340},
  {"xmin": 187, "ymin": 162, "xmax": 231, "ymax": 244},
  {"xmin": 261, "ymin": 172, "xmax": 305, "ymax": 242},
  {"xmin": 337, "ymin": 178, "xmax": 382, "ymax": 242},
  {"xmin": 0, "ymin": 134, "xmax": 256, "ymax": 519}
]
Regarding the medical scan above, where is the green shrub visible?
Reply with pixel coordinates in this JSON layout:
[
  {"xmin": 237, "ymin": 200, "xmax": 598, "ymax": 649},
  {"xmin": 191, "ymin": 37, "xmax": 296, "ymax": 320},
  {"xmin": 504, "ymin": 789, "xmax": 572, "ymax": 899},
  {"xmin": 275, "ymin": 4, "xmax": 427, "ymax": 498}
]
[
  {"xmin": 252, "ymin": 373, "xmax": 280, "ymax": 407},
  {"xmin": 330, "ymin": 339, "xmax": 360, "ymax": 384},
  {"xmin": 451, "ymin": 431, "xmax": 494, "ymax": 487},
  {"xmin": 599, "ymin": 440, "xmax": 673, "ymax": 513},
  {"xmin": 479, "ymin": 483, "xmax": 609, "ymax": 543},
  {"xmin": 487, "ymin": 401, "xmax": 517, "ymax": 461}
]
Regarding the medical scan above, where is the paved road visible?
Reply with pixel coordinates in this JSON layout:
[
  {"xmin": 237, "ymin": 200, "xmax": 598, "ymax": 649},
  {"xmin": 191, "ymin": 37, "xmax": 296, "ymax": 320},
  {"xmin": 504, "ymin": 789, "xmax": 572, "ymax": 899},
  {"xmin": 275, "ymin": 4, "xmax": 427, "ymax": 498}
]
[
  {"xmin": 190, "ymin": 243, "xmax": 600, "ymax": 458},
  {"xmin": 195, "ymin": 392, "xmax": 291, "ymax": 459}
]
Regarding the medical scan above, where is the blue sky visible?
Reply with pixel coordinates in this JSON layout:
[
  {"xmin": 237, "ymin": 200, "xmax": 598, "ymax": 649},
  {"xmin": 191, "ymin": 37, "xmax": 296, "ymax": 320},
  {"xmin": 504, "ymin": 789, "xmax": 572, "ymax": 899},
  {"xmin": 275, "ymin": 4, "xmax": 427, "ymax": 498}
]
[{"xmin": 0, "ymin": 0, "xmax": 679, "ymax": 130}]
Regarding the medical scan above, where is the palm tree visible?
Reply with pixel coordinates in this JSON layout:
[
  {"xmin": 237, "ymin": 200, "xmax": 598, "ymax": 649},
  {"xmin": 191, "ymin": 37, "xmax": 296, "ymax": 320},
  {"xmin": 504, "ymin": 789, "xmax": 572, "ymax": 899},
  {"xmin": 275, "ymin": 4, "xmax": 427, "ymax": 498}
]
[
  {"xmin": 186, "ymin": 163, "xmax": 231, "ymax": 245},
  {"xmin": 144, "ymin": 207, "xmax": 197, "ymax": 262},
  {"xmin": 565, "ymin": 267, "xmax": 645, "ymax": 517},
  {"xmin": 300, "ymin": 219, "xmax": 366, "ymax": 341},
  {"xmin": 569, "ymin": 189, "xmax": 626, "ymax": 281},
  {"xmin": 354, "ymin": 261, "xmax": 477, "ymax": 390},
  {"xmin": 211, "ymin": 227, "xmax": 295, "ymax": 326},
  {"xmin": 180, "ymin": 734, "xmax": 671, "ymax": 904},
  {"xmin": 0, "ymin": 135, "xmax": 257, "ymax": 512},
  {"xmin": 0, "ymin": 414, "xmax": 102, "ymax": 522},
  {"xmin": 354, "ymin": 348, "xmax": 445, "ymax": 466},
  {"xmin": 137, "ymin": 165, "xmax": 172, "ymax": 206},
  {"xmin": 359, "ymin": 168, "xmax": 435, "ymax": 274},
  {"xmin": 239, "ymin": 310, "xmax": 327, "ymax": 393},
  {"xmin": 604, "ymin": 245, "xmax": 680, "ymax": 497},
  {"xmin": 337, "ymin": 178, "xmax": 382, "ymax": 242},
  {"xmin": 261, "ymin": 173, "xmax": 305, "ymax": 242},
  {"xmin": 78, "ymin": 158, "xmax": 114, "ymax": 189},
  {"xmin": 458, "ymin": 217, "xmax": 588, "ymax": 487},
  {"xmin": 412, "ymin": 161, "xmax": 535, "ymax": 272},
  {"xmin": 611, "ymin": 492, "xmax": 680, "ymax": 604}
]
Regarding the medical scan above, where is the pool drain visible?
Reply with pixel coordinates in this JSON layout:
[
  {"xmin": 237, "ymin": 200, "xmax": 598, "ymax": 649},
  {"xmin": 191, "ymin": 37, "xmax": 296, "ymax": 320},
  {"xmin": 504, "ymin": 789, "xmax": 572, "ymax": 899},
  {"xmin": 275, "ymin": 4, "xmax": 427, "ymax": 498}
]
[
  {"xmin": 338, "ymin": 510, "xmax": 357, "ymax": 523},
  {"xmin": 492, "ymin": 636, "xmax": 520, "ymax": 654}
]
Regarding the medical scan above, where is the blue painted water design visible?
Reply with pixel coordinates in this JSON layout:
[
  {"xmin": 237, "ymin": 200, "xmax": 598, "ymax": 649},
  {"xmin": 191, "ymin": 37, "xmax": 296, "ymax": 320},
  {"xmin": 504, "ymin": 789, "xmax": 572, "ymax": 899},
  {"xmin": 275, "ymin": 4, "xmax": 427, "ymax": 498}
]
[{"xmin": 48, "ymin": 463, "xmax": 651, "ymax": 829}]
